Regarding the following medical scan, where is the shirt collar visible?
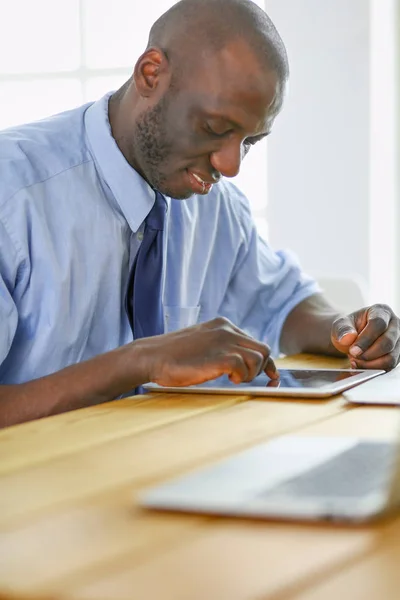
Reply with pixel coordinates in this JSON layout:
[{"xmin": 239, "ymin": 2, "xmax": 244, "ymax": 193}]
[{"xmin": 84, "ymin": 92, "xmax": 156, "ymax": 233}]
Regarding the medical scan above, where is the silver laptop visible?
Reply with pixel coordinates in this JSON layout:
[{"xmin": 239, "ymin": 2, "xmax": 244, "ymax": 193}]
[
  {"xmin": 344, "ymin": 366, "xmax": 400, "ymax": 405},
  {"xmin": 140, "ymin": 434, "xmax": 400, "ymax": 523}
]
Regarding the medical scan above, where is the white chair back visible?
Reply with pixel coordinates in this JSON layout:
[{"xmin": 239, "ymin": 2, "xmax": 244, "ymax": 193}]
[{"xmin": 315, "ymin": 275, "xmax": 368, "ymax": 314}]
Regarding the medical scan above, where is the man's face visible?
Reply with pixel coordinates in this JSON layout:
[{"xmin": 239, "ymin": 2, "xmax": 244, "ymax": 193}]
[{"xmin": 130, "ymin": 41, "xmax": 284, "ymax": 199}]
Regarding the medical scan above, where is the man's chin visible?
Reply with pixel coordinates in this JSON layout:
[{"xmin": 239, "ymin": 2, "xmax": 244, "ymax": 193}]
[
  {"xmin": 168, "ymin": 190, "xmax": 195, "ymax": 200},
  {"xmin": 149, "ymin": 171, "xmax": 203, "ymax": 200},
  {"xmin": 156, "ymin": 183, "xmax": 195, "ymax": 201}
]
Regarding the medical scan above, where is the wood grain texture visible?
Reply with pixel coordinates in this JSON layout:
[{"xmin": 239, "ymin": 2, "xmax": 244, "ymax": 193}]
[
  {"xmin": 1, "ymin": 354, "xmax": 394, "ymax": 600},
  {"xmin": 53, "ymin": 406, "xmax": 400, "ymax": 600},
  {"xmin": 62, "ymin": 519, "xmax": 381, "ymax": 600},
  {"xmin": 287, "ymin": 519, "xmax": 400, "ymax": 600},
  {"xmin": 0, "ymin": 397, "xmax": 345, "ymax": 529},
  {"xmin": 277, "ymin": 355, "xmax": 350, "ymax": 370},
  {"xmin": 0, "ymin": 393, "xmax": 246, "ymax": 476},
  {"xmin": 296, "ymin": 405, "xmax": 400, "ymax": 440},
  {"xmin": 0, "ymin": 492, "xmax": 206, "ymax": 596}
]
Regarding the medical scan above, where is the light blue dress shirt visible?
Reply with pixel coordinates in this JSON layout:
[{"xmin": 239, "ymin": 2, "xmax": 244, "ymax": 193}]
[{"xmin": 0, "ymin": 92, "xmax": 319, "ymax": 384}]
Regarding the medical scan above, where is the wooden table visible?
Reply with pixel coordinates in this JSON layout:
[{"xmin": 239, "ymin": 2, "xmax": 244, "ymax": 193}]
[{"xmin": 1, "ymin": 354, "xmax": 400, "ymax": 600}]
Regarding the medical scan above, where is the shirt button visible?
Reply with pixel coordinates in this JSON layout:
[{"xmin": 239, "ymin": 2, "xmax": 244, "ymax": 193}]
[{"xmin": 137, "ymin": 232, "xmax": 144, "ymax": 242}]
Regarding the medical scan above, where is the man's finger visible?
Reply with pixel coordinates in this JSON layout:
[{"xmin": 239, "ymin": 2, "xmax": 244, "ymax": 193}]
[
  {"xmin": 266, "ymin": 377, "xmax": 281, "ymax": 388},
  {"xmin": 224, "ymin": 353, "xmax": 249, "ymax": 384},
  {"xmin": 262, "ymin": 356, "xmax": 279, "ymax": 379},
  {"xmin": 350, "ymin": 338, "xmax": 400, "ymax": 371},
  {"xmin": 241, "ymin": 348, "xmax": 265, "ymax": 382},
  {"xmin": 331, "ymin": 315, "xmax": 358, "ymax": 352},
  {"xmin": 348, "ymin": 305, "xmax": 392, "ymax": 357},
  {"xmin": 353, "ymin": 320, "xmax": 398, "ymax": 361}
]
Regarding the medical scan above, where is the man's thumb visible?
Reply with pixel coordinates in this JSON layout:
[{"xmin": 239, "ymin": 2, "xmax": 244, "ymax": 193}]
[{"xmin": 331, "ymin": 316, "xmax": 358, "ymax": 350}]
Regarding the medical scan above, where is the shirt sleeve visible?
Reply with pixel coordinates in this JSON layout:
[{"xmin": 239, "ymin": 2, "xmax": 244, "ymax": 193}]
[
  {"xmin": 0, "ymin": 218, "xmax": 20, "ymax": 366},
  {"xmin": 219, "ymin": 186, "xmax": 320, "ymax": 357}
]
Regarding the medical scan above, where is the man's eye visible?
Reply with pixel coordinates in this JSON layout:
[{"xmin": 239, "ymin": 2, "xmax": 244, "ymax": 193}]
[{"xmin": 205, "ymin": 124, "xmax": 229, "ymax": 138}]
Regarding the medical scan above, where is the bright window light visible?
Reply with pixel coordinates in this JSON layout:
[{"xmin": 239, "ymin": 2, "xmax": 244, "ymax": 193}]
[
  {"xmin": 0, "ymin": 0, "xmax": 81, "ymax": 73},
  {"xmin": 0, "ymin": 80, "xmax": 83, "ymax": 129}
]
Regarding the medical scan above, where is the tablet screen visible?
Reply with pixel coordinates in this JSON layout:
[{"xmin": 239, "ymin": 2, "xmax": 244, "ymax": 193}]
[{"xmin": 190, "ymin": 369, "xmax": 364, "ymax": 390}]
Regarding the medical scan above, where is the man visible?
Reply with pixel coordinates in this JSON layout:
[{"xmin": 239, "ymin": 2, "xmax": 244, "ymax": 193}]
[{"xmin": 0, "ymin": 0, "xmax": 398, "ymax": 427}]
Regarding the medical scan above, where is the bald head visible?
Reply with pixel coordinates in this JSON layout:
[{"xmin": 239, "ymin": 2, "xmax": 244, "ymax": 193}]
[
  {"xmin": 148, "ymin": 0, "xmax": 289, "ymax": 84},
  {"xmin": 109, "ymin": 0, "xmax": 287, "ymax": 199}
]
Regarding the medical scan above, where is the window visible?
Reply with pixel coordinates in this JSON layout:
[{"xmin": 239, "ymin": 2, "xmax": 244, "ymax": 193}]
[
  {"xmin": 369, "ymin": 0, "xmax": 399, "ymax": 308},
  {"xmin": 0, "ymin": 0, "xmax": 268, "ymax": 237}
]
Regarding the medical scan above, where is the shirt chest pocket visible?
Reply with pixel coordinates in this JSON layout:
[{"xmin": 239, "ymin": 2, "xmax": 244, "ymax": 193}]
[{"xmin": 163, "ymin": 305, "xmax": 201, "ymax": 333}]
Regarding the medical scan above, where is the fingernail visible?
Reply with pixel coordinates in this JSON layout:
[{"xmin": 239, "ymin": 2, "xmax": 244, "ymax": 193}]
[
  {"xmin": 349, "ymin": 346, "xmax": 363, "ymax": 357},
  {"xmin": 350, "ymin": 360, "xmax": 357, "ymax": 369},
  {"xmin": 338, "ymin": 329, "xmax": 353, "ymax": 341}
]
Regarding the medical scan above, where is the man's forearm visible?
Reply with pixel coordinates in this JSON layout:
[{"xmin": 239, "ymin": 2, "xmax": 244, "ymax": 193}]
[
  {"xmin": 280, "ymin": 293, "xmax": 343, "ymax": 356},
  {"xmin": 0, "ymin": 341, "xmax": 149, "ymax": 428}
]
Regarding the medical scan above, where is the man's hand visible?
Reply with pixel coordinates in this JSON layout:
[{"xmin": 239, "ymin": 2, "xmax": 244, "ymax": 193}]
[
  {"xmin": 0, "ymin": 316, "xmax": 277, "ymax": 428},
  {"xmin": 139, "ymin": 317, "xmax": 278, "ymax": 386},
  {"xmin": 331, "ymin": 304, "xmax": 400, "ymax": 371}
]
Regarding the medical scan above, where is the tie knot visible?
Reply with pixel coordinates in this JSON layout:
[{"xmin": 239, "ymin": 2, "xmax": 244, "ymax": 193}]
[{"xmin": 146, "ymin": 191, "xmax": 167, "ymax": 231}]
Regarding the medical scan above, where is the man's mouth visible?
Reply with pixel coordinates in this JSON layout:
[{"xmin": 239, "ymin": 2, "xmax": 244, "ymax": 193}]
[{"xmin": 187, "ymin": 170, "xmax": 214, "ymax": 194}]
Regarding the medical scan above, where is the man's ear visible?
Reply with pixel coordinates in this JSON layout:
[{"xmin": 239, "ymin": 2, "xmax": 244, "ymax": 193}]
[{"xmin": 133, "ymin": 48, "xmax": 170, "ymax": 98}]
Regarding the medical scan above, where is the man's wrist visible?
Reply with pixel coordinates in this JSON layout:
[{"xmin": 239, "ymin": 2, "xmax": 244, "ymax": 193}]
[
  {"xmin": 112, "ymin": 338, "xmax": 155, "ymax": 390},
  {"xmin": 280, "ymin": 294, "xmax": 344, "ymax": 356}
]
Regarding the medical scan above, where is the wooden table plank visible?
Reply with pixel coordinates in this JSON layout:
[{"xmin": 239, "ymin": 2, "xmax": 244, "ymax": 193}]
[
  {"xmin": 61, "ymin": 518, "xmax": 381, "ymax": 600},
  {"xmin": 286, "ymin": 519, "xmax": 400, "ymax": 600},
  {"xmin": 1, "ymin": 400, "xmax": 392, "ymax": 599},
  {"xmin": 47, "ymin": 405, "xmax": 398, "ymax": 600},
  {"xmin": 0, "ymin": 489, "xmax": 206, "ymax": 596},
  {"xmin": 1, "ymin": 355, "xmax": 382, "ymax": 600},
  {"xmin": 0, "ymin": 397, "xmax": 345, "ymax": 529},
  {"xmin": 0, "ymin": 393, "xmax": 248, "ymax": 476},
  {"xmin": 294, "ymin": 404, "xmax": 400, "ymax": 439},
  {"xmin": 1, "ymin": 484, "xmax": 390, "ymax": 599},
  {"xmin": 276, "ymin": 355, "xmax": 350, "ymax": 370}
]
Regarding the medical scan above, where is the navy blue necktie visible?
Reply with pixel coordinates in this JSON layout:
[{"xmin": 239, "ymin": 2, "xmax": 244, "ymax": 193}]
[{"xmin": 128, "ymin": 191, "xmax": 167, "ymax": 342}]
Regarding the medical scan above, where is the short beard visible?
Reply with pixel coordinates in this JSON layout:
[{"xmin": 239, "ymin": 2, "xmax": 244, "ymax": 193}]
[{"xmin": 132, "ymin": 96, "xmax": 176, "ymax": 195}]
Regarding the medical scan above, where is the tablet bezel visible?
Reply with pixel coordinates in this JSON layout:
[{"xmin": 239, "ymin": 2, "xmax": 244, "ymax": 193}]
[{"xmin": 143, "ymin": 368, "xmax": 385, "ymax": 398}]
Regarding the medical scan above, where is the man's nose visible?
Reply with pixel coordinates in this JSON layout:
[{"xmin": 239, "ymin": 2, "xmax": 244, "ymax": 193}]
[{"xmin": 210, "ymin": 142, "xmax": 243, "ymax": 178}]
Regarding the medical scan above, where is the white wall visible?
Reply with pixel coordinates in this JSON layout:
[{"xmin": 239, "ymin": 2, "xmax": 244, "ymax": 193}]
[{"xmin": 265, "ymin": 0, "xmax": 371, "ymax": 297}]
